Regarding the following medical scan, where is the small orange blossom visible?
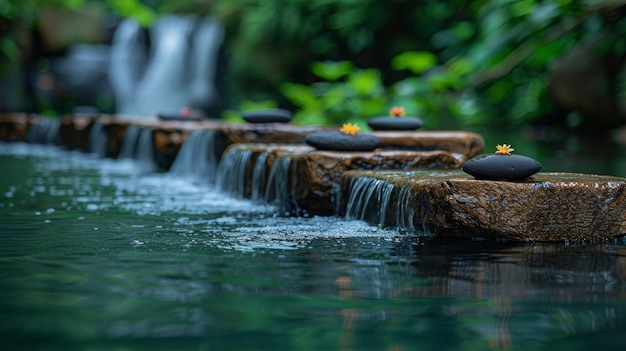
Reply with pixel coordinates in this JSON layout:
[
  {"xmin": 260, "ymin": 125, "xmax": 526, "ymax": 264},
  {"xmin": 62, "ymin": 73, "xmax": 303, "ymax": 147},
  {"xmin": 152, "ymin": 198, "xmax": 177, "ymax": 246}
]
[
  {"xmin": 495, "ymin": 144, "xmax": 514, "ymax": 155},
  {"xmin": 389, "ymin": 106, "xmax": 406, "ymax": 117},
  {"xmin": 340, "ymin": 123, "xmax": 361, "ymax": 136}
]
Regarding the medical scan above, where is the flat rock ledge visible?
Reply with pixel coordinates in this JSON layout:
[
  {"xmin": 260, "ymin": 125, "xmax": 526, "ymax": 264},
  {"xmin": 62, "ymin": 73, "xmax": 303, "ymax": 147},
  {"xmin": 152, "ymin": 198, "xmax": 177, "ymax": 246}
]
[
  {"xmin": 341, "ymin": 170, "xmax": 626, "ymax": 242},
  {"xmin": 218, "ymin": 143, "xmax": 467, "ymax": 216},
  {"xmin": 372, "ymin": 130, "xmax": 484, "ymax": 157},
  {"xmin": 1, "ymin": 114, "xmax": 484, "ymax": 159}
]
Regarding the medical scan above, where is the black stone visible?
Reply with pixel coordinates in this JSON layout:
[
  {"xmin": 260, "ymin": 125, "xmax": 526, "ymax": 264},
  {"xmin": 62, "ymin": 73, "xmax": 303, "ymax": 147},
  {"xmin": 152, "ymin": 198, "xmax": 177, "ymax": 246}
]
[
  {"xmin": 304, "ymin": 131, "xmax": 382, "ymax": 151},
  {"xmin": 157, "ymin": 113, "xmax": 205, "ymax": 122},
  {"xmin": 367, "ymin": 116, "xmax": 423, "ymax": 131},
  {"xmin": 242, "ymin": 109, "xmax": 293, "ymax": 123},
  {"xmin": 462, "ymin": 154, "xmax": 542, "ymax": 180}
]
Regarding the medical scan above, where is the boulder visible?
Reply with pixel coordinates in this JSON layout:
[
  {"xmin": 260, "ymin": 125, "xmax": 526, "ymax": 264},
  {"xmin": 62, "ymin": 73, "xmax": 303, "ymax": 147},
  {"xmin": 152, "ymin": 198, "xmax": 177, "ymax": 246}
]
[{"xmin": 341, "ymin": 170, "xmax": 626, "ymax": 242}]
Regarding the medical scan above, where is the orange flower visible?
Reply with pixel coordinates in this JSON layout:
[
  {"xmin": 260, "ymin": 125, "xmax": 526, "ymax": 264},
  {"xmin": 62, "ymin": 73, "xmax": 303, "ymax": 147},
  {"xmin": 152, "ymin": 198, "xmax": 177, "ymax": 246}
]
[
  {"xmin": 340, "ymin": 123, "xmax": 361, "ymax": 136},
  {"xmin": 495, "ymin": 144, "xmax": 514, "ymax": 155},
  {"xmin": 389, "ymin": 106, "xmax": 406, "ymax": 117}
]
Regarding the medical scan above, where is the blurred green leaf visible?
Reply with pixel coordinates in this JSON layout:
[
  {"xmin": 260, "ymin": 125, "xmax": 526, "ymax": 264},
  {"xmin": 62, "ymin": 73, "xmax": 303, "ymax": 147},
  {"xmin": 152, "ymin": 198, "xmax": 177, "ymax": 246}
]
[
  {"xmin": 346, "ymin": 69, "xmax": 382, "ymax": 96},
  {"xmin": 392, "ymin": 51, "xmax": 438, "ymax": 74},
  {"xmin": 510, "ymin": 0, "xmax": 536, "ymax": 17},
  {"xmin": 310, "ymin": 61, "xmax": 354, "ymax": 81},
  {"xmin": 280, "ymin": 83, "xmax": 321, "ymax": 110}
]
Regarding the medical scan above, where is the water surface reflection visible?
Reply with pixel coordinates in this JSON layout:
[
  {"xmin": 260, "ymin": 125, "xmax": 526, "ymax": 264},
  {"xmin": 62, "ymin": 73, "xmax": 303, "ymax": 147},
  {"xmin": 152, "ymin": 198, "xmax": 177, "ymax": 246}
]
[{"xmin": 1, "ymin": 142, "xmax": 626, "ymax": 350}]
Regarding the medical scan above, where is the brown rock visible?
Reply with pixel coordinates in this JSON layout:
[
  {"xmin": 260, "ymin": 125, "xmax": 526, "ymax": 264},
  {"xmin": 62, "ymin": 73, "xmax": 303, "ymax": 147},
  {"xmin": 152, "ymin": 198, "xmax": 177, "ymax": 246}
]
[
  {"xmin": 221, "ymin": 123, "xmax": 327, "ymax": 147},
  {"xmin": 372, "ymin": 130, "xmax": 484, "ymax": 157},
  {"xmin": 293, "ymin": 150, "xmax": 465, "ymax": 216},
  {"xmin": 58, "ymin": 114, "xmax": 99, "ymax": 150},
  {"xmin": 341, "ymin": 170, "xmax": 626, "ymax": 242},
  {"xmin": 216, "ymin": 143, "xmax": 313, "ymax": 199},
  {"xmin": 0, "ymin": 113, "xmax": 35, "ymax": 141}
]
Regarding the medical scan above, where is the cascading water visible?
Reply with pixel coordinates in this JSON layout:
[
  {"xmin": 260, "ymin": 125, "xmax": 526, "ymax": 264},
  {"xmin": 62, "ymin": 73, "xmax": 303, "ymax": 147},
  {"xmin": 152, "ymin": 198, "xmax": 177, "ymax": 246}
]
[
  {"xmin": 215, "ymin": 148, "xmax": 253, "ymax": 197},
  {"xmin": 344, "ymin": 177, "xmax": 396, "ymax": 228},
  {"xmin": 88, "ymin": 122, "xmax": 108, "ymax": 158},
  {"xmin": 250, "ymin": 152, "xmax": 269, "ymax": 201},
  {"xmin": 24, "ymin": 118, "xmax": 60, "ymax": 145},
  {"xmin": 263, "ymin": 157, "xmax": 296, "ymax": 215},
  {"xmin": 169, "ymin": 129, "xmax": 218, "ymax": 183},
  {"xmin": 117, "ymin": 125, "xmax": 156, "ymax": 173},
  {"xmin": 118, "ymin": 125, "xmax": 140, "ymax": 160},
  {"xmin": 109, "ymin": 15, "xmax": 225, "ymax": 116},
  {"xmin": 134, "ymin": 128, "xmax": 157, "ymax": 174},
  {"xmin": 395, "ymin": 185, "xmax": 415, "ymax": 230}
]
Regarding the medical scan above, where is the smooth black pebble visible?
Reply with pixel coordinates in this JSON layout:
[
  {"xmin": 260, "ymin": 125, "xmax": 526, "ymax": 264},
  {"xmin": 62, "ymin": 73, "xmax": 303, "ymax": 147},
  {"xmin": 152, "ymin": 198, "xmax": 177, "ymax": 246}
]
[
  {"xmin": 462, "ymin": 154, "xmax": 542, "ymax": 180},
  {"xmin": 304, "ymin": 131, "xmax": 382, "ymax": 151},
  {"xmin": 367, "ymin": 116, "xmax": 423, "ymax": 131},
  {"xmin": 242, "ymin": 109, "xmax": 293, "ymax": 123}
]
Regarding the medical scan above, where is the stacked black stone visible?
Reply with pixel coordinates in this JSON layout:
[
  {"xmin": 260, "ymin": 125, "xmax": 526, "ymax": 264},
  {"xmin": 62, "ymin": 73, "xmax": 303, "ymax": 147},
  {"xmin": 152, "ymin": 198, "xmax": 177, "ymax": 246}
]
[
  {"xmin": 367, "ymin": 116, "xmax": 423, "ymax": 131},
  {"xmin": 462, "ymin": 154, "xmax": 542, "ymax": 180},
  {"xmin": 242, "ymin": 109, "xmax": 293, "ymax": 123},
  {"xmin": 304, "ymin": 131, "xmax": 382, "ymax": 151},
  {"xmin": 157, "ymin": 113, "xmax": 205, "ymax": 121}
]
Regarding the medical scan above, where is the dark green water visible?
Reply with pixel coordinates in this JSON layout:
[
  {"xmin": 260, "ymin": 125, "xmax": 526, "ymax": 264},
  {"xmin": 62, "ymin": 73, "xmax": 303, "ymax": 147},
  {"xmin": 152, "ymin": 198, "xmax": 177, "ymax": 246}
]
[{"xmin": 1, "ymin": 141, "xmax": 626, "ymax": 351}]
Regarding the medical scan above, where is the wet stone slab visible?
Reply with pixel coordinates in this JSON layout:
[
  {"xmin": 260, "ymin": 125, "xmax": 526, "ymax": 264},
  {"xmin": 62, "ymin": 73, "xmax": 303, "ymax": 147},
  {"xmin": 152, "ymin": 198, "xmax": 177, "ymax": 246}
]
[
  {"xmin": 291, "ymin": 149, "xmax": 466, "ymax": 216},
  {"xmin": 372, "ymin": 130, "xmax": 484, "ymax": 157},
  {"xmin": 215, "ymin": 144, "xmax": 467, "ymax": 216},
  {"xmin": 341, "ymin": 170, "xmax": 626, "ymax": 242}
]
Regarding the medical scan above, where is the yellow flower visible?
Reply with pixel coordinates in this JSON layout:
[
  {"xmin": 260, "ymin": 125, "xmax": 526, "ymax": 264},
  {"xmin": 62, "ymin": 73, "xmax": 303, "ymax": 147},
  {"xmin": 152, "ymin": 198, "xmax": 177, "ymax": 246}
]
[
  {"xmin": 340, "ymin": 123, "xmax": 361, "ymax": 136},
  {"xmin": 389, "ymin": 106, "xmax": 406, "ymax": 117},
  {"xmin": 495, "ymin": 144, "xmax": 514, "ymax": 155}
]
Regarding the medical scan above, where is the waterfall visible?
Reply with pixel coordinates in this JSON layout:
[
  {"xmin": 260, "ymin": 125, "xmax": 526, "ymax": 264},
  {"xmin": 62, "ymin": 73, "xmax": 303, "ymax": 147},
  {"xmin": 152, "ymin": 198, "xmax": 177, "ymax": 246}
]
[
  {"xmin": 118, "ymin": 125, "xmax": 140, "ymax": 160},
  {"xmin": 250, "ymin": 152, "xmax": 269, "ymax": 201},
  {"xmin": 395, "ymin": 185, "xmax": 415, "ymax": 231},
  {"xmin": 215, "ymin": 148, "xmax": 253, "ymax": 197},
  {"xmin": 24, "ymin": 118, "xmax": 60, "ymax": 145},
  {"xmin": 134, "ymin": 128, "xmax": 157, "ymax": 174},
  {"xmin": 264, "ymin": 157, "xmax": 295, "ymax": 215},
  {"xmin": 88, "ymin": 122, "xmax": 108, "ymax": 157},
  {"xmin": 109, "ymin": 16, "xmax": 225, "ymax": 117},
  {"xmin": 118, "ymin": 125, "xmax": 156, "ymax": 173},
  {"xmin": 344, "ymin": 177, "xmax": 395, "ymax": 228},
  {"xmin": 169, "ymin": 129, "xmax": 218, "ymax": 183}
]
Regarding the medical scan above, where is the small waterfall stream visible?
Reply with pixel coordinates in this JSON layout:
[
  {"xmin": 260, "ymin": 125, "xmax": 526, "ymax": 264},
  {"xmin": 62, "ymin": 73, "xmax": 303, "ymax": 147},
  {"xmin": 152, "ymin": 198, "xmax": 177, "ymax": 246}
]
[
  {"xmin": 264, "ymin": 157, "xmax": 296, "ymax": 215},
  {"xmin": 118, "ymin": 125, "xmax": 156, "ymax": 173},
  {"xmin": 250, "ymin": 152, "xmax": 269, "ymax": 201},
  {"xmin": 215, "ymin": 148, "xmax": 253, "ymax": 197},
  {"xmin": 135, "ymin": 128, "xmax": 157, "ymax": 173},
  {"xmin": 118, "ymin": 125, "xmax": 140, "ymax": 159},
  {"xmin": 88, "ymin": 122, "xmax": 108, "ymax": 157},
  {"xmin": 169, "ymin": 129, "xmax": 218, "ymax": 183},
  {"xmin": 24, "ymin": 118, "xmax": 60, "ymax": 145},
  {"xmin": 395, "ymin": 185, "xmax": 415, "ymax": 230},
  {"xmin": 344, "ymin": 177, "xmax": 395, "ymax": 227}
]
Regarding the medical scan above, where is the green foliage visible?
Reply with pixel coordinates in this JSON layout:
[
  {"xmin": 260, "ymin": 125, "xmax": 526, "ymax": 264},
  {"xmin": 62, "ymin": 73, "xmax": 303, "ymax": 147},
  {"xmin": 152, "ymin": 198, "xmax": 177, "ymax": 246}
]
[
  {"xmin": 217, "ymin": 0, "xmax": 625, "ymax": 127},
  {"xmin": 391, "ymin": 51, "xmax": 438, "ymax": 75},
  {"xmin": 107, "ymin": 0, "xmax": 156, "ymax": 27},
  {"xmin": 280, "ymin": 56, "xmax": 481, "ymax": 129}
]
